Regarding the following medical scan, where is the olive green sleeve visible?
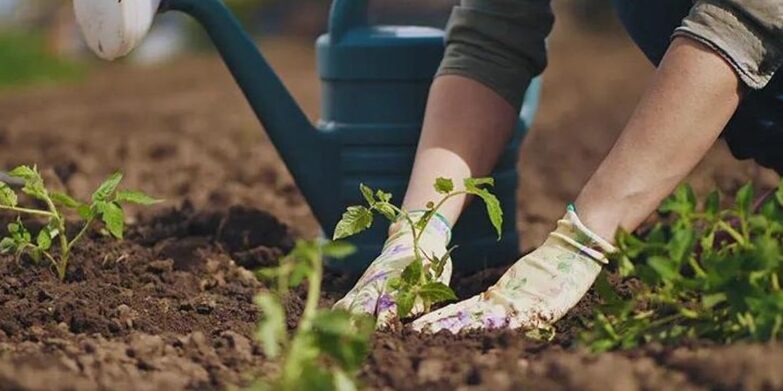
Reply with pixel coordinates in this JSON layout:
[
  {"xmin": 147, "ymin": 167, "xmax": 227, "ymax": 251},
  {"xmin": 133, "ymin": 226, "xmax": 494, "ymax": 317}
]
[
  {"xmin": 674, "ymin": 0, "xmax": 783, "ymax": 89},
  {"xmin": 436, "ymin": 0, "xmax": 554, "ymax": 110}
]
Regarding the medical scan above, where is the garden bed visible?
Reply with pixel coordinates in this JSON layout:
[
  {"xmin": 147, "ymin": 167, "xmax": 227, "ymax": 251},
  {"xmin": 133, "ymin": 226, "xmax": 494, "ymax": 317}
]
[{"xmin": 1, "ymin": 204, "xmax": 782, "ymax": 391}]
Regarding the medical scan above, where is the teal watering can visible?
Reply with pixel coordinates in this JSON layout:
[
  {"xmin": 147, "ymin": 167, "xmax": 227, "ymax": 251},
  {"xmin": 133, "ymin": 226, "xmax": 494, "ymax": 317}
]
[{"xmin": 142, "ymin": 0, "xmax": 541, "ymax": 272}]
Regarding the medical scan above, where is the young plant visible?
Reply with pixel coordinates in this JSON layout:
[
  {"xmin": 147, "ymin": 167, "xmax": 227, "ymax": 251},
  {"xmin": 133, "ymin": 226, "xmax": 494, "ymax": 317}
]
[
  {"xmin": 332, "ymin": 177, "xmax": 503, "ymax": 318},
  {"xmin": 251, "ymin": 239, "xmax": 374, "ymax": 391},
  {"xmin": 582, "ymin": 180, "xmax": 783, "ymax": 352},
  {"xmin": 0, "ymin": 165, "xmax": 160, "ymax": 280}
]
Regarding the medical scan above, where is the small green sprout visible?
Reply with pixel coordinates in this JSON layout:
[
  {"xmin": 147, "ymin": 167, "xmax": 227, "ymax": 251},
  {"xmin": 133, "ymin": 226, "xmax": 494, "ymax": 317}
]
[
  {"xmin": 333, "ymin": 177, "xmax": 503, "ymax": 318},
  {"xmin": 251, "ymin": 239, "xmax": 374, "ymax": 391},
  {"xmin": 581, "ymin": 179, "xmax": 783, "ymax": 352},
  {"xmin": 0, "ymin": 165, "xmax": 161, "ymax": 280}
]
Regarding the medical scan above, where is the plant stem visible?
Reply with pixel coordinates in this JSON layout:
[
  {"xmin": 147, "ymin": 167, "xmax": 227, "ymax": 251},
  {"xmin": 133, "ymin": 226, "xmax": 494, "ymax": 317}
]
[
  {"xmin": 42, "ymin": 195, "xmax": 69, "ymax": 281},
  {"xmin": 0, "ymin": 205, "xmax": 54, "ymax": 217},
  {"xmin": 716, "ymin": 221, "xmax": 747, "ymax": 246}
]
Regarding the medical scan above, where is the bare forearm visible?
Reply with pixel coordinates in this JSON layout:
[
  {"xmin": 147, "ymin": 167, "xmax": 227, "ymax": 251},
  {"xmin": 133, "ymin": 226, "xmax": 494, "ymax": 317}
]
[
  {"xmin": 575, "ymin": 37, "xmax": 743, "ymax": 240},
  {"xmin": 402, "ymin": 75, "xmax": 517, "ymax": 225}
]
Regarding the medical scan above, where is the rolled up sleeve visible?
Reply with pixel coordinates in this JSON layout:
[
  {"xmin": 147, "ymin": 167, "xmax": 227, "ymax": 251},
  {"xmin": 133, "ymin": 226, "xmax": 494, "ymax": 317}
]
[
  {"xmin": 674, "ymin": 0, "xmax": 783, "ymax": 89},
  {"xmin": 437, "ymin": 0, "xmax": 554, "ymax": 110}
]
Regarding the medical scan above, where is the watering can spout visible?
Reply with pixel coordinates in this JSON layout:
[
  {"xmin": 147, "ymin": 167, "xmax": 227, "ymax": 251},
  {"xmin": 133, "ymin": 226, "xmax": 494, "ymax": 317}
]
[{"xmin": 156, "ymin": 0, "xmax": 329, "ymax": 221}]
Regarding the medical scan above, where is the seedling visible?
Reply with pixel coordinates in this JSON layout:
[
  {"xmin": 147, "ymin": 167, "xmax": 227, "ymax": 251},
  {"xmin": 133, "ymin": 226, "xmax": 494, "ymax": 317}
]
[
  {"xmin": 0, "ymin": 165, "xmax": 160, "ymax": 280},
  {"xmin": 251, "ymin": 239, "xmax": 374, "ymax": 391},
  {"xmin": 582, "ymin": 180, "xmax": 783, "ymax": 352},
  {"xmin": 333, "ymin": 177, "xmax": 503, "ymax": 318}
]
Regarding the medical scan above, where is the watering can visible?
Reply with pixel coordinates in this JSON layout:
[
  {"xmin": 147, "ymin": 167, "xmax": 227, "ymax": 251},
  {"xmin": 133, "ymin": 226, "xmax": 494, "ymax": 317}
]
[{"xmin": 73, "ymin": 0, "xmax": 541, "ymax": 273}]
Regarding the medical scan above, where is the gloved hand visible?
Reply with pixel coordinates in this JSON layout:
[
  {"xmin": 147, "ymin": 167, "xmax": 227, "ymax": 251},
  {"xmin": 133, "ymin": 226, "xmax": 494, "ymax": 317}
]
[
  {"xmin": 333, "ymin": 211, "xmax": 452, "ymax": 329},
  {"xmin": 411, "ymin": 204, "xmax": 616, "ymax": 334}
]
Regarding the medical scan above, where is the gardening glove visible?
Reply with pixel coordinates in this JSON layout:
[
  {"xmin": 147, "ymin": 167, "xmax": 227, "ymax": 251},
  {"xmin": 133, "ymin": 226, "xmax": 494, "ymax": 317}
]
[
  {"xmin": 333, "ymin": 211, "xmax": 452, "ymax": 329},
  {"xmin": 412, "ymin": 204, "xmax": 617, "ymax": 334}
]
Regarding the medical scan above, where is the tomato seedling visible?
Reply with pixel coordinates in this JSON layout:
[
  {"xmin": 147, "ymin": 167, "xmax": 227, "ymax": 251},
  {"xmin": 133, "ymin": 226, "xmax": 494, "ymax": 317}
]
[
  {"xmin": 582, "ymin": 180, "xmax": 783, "ymax": 352},
  {"xmin": 252, "ymin": 239, "xmax": 374, "ymax": 391},
  {"xmin": 333, "ymin": 177, "xmax": 503, "ymax": 318},
  {"xmin": 0, "ymin": 165, "xmax": 160, "ymax": 280}
]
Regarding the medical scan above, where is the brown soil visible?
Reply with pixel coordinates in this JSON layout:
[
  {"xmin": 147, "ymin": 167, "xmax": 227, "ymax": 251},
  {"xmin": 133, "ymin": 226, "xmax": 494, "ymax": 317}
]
[{"xmin": 1, "ymin": 6, "xmax": 781, "ymax": 391}]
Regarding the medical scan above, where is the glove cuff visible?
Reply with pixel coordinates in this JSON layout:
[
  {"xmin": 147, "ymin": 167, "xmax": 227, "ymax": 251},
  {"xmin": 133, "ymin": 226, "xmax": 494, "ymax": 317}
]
[{"xmin": 549, "ymin": 204, "xmax": 618, "ymax": 265}]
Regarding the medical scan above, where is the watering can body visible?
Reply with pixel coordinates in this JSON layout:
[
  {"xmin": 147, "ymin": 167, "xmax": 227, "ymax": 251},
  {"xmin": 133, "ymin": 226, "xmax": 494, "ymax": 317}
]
[{"xmin": 160, "ymin": 0, "xmax": 540, "ymax": 273}]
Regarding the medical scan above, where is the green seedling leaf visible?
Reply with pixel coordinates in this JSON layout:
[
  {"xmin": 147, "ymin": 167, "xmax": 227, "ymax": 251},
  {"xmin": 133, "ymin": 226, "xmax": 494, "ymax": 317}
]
[
  {"xmin": 312, "ymin": 310, "xmax": 373, "ymax": 371},
  {"xmin": 0, "ymin": 182, "xmax": 17, "ymax": 207},
  {"xmin": 375, "ymin": 190, "xmax": 392, "ymax": 203},
  {"xmin": 735, "ymin": 182, "xmax": 754, "ymax": 216},
  {"xmin": 255, "ymin": 295, "xmax": 286, "ymax": 359},
  {"xmin": 396, "ymin": 291, "xmax": 416, "ymax": 318},
  {"xmin": 464, "ymin": 183, "xmax": 503, "ymax": 239},
  {"xmin": 418, "ymin": 282, "xmax": 457, "ymax": 302},
  {"xmin": 704, "ymin": 190, "xmax": 720, "ymax": 218},
  {"xmin": 51, "ymin": 192, "xmax": 80, "ymax": 208},
  {"xmin": 648, "ymin": 256, "xmax": 680, "ymax": 282},
  {"xmin": 114, "ymin": 190, "xmax": 162, "ymax": 205},
  {"xmin": 321, "ymin": 241, "xmax": 356, "ymax": 259},
  {"xmin": 776, "ymin": 180, "xmax": 783, "ymax": 206},
  {"xmin": 10, "ymin": 165, "xmax": 46, "ymax": 200},
  {"xmin": 333, "ymin": 206, "xmax": 373, "ymax": 240},
  {"xmin": 77, "ymin": 204, "xmax": 94, "ymax": 220},
  {"xmin": 0, "ymin": 237, "xmax": 15, "ymax": 253},
  {"xmin": 36, "ymin": 228, "xmax": 52, "ymax": 251},
  {"xmin": 659, "ymin": 184, "xmax": 696, "ymax": 216},
  {"xmin": 668, "ymin": 227, "xmax": 695, "ymax": 263},
  {"xmin": 359, "ymin": 184, "xmax": 375, "ymax": 205},
  {"xmin": 373, "ymin": 203, "xmax": 397, "ymax": 221},
  {"xmin": 96, "ymin": 201, "xmax": 124, "ymax": 239},
  {"xmin": 92, "ymin": 171, "xmax": 123, "ymax": 202},
  {"xmin": 434, "ymin": 177, "xmax": 454, "ymax": 194},
  {"xmin": 401, "ymin": 258, "xmax": 423, "ymax": 285}
]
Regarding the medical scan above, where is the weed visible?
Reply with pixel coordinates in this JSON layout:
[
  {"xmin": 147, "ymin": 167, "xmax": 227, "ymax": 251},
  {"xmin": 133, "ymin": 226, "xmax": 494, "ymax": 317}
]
[
  {"xmin": 582, "ymin": 180, "xmax": 783, "ymax": 351},
  {"xmin": 251, "ymin": 240, "xmax": 374, "ymax": 391},
  {"xmin": 333, "ymin": 177, "xmax": 503, "ymax": 318},
  {"xmin": 0, "ymin": 165, "xmax": 160, "ymax": 280}
]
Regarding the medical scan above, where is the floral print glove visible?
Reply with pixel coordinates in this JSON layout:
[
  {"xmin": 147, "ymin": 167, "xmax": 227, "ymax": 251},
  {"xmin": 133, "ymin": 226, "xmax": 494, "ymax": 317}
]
[
  {"xmin": 411, "ymin": 204, "xmax": 616, "ymax": 334},
  {"xmin": 333, "ymin": 211, "xmax": 452, "ymax": 329}
]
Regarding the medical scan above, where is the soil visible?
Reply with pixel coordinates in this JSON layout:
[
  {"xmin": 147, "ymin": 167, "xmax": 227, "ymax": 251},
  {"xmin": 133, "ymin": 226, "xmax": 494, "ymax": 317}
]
[{"xmin": 1, "ymin": 6, "xmax": 781, "ymax": 391}]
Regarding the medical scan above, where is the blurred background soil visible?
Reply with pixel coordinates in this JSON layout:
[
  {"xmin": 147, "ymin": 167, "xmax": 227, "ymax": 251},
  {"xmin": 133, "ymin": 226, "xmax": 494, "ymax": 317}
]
[{"xmin": 0, "ymin": 1, "xmax": 777, "ymax": 251}]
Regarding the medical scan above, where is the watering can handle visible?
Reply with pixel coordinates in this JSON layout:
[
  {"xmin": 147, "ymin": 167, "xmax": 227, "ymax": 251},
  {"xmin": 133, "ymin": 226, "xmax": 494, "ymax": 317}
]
[{"xmin": 329, "ymin": 0, "xmax": 369, "ymax": 40}]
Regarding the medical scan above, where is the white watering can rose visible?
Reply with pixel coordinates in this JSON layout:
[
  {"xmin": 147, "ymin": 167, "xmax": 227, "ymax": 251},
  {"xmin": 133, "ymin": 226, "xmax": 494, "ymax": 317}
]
[{"xmin": 73, "ymin": 0, "xmax": 161, "ymax": 60}]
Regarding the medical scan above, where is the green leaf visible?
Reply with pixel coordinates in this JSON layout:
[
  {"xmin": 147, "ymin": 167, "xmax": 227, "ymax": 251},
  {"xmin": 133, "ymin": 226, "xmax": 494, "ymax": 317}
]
[
  {"xmin": 0, "ymin": 182, "xmax": 17, "ymax": 207},
  {"xmin": 776, "ymin": 180, "xmax": 783, "ymax": 206},
  {"xmin": 418, "ymin": 282, "xmax": 457, "ymax": 303},
  {"xmin": 36, "ymin": 228, "xmax": 52, "ymax": 251},
  {"xmin": 648, "ymin": 256, "xmax": 680, "ymax": 282},
  {"xmin": 668, "ymin": 227, "xmax": 695, "ymax": 263},
  {"xmin": 254, "ymin": 295, "xmax": 286, "ymax": 359},
  {"xmin": 333, "ymin": 206, "xmax": 373, "ymax": 240},
  {"xmin": 373, "ymin": 203, "xmax": 397, "ymax": 221},
  {"xmin": 375, "ymin": 190, "xmax": 392, "ymax": 203},
  {"xmin": 359, "ymin": 184, "xmax": 375, "ymax": 206},
  {"xmin": 321, "ymin": 241, "xmax": 356, "ymax": 259},
  {"xmin": 96, "ymin": 201, "xmax": 124, "ymax": 239},
  {"xmin": 50, "ymin": 192, "xmax": 80, "ymax": 208},
  {"xmin": 659, "ymin": 184, "xmax": 696, "ymax": 216},
  {"xmin": 396, "ymin": 291, "xmax": 416, "ymax": 318},
  {"xmin": 77, "ymin": 204, "xmax": 94, "ymax": 220},
  {"xmin": 735, "ymin": 182, "xmax": 754, "ymax": 216},
  {"xmin": 434, "ymin": 177, "xmax": 454, "ymax": 194},
  {"xmin": 114, "ymin": 190, "xmax": 161, "ymax": 205},
  {"xmin": 401, "ymin": 259, "xmax": 423, "ymax": 285},
  {"xmin": 704, "ymin": 190, "xmax": 720, "ymax": 218},
  {"xmin": 91, "ymin": 171, "xmax": 123, "ymax": 202},
  {"xmin": 10, "ymin": 165, "xmax": 46, "ymax": 200},
  {"xmin": 312, "ymin": 310, "xmax": 373, "ymax": 371},
  {"xmin": 464, "ymin": 178, "xmax": 503, "ymax": 239},
  {"xmin": 0, "ymin": 237, "xmax": 16, "ymax": 253}
]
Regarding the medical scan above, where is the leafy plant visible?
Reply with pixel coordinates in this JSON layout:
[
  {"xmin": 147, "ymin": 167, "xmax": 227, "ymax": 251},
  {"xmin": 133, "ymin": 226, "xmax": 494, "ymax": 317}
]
[
  {"xmin": 333, "ymin": 177, "xmax": 503, "ymax": 318},
  {"xmin": 251, "ymin": 239, "xmax": 374, "ymax": 391},
  {"xmin": 0, "ymin": 165, "xmax": 160, "ymax": 280},
  {"xmin": 582, "ymin": 180, "xmax": 783, "ymax": 352}
]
